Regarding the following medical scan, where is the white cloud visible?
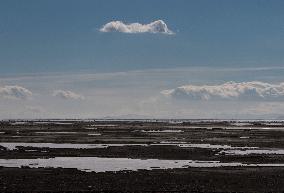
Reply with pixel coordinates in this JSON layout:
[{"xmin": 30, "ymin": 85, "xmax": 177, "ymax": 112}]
[
  {"xmin": 99, "ymin": 20, "xmax": 174, "ymax": 35},
  {"xmin": 0, "ymin": 85, "xmax": 32, "ymax": 99},
  {"xmin": 2, "ymin": 68, "xmax": 284, "ymax": 119},
  {"xmin": 162, "ymin": 81, "xmax": 284, "ymax": 101},
  {"xmin": 52, "ymin": 90, "xmax": 84, "ymax": 100}
]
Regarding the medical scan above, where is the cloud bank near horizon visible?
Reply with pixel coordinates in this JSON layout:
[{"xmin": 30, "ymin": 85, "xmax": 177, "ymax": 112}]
[
  {"xmin": 0, "ymin": 85, "xmax": 32, "ymax": 100},
  {"xmin": 162, "ymin": 81, "xmax": 284, "ymax": 101},
  {"xmin": 52, "ymin": 90, "xmax": 85, "ymax": 100},
  {"xmin": 2, "ymin": 68, "xmax": 284, "ymax": 119},
  {"xmin": 99, "ymin": 20, "xmax": 174, "ymax": 35}
]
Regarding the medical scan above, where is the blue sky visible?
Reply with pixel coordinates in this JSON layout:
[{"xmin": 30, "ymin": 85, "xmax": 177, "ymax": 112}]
[
  {"xmin": 1, "ymin": 0, "xmax": 284, "ymax": 74},
  {"xmin": 1, "ymin": 0, "xmax": 284, "ymax": 119}
]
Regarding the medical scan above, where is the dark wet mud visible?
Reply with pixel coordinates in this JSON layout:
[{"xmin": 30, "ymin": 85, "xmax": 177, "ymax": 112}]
[{"xmin": 0, "ymin": 120, "xmax": 283, "ymax": 192}]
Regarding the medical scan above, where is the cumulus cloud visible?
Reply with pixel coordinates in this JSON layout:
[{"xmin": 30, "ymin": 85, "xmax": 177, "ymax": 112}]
[
  {"xmin": 52, "ymin": 90, "xmax": 84, "ymax": 100},
  {"xmin": 162, "ymin": 81, "xmax": 284, "ymax": 101},
  {"xmin": 0, "ymin": 85, "xmax": 32, "ymax": 99},
  {"xmin": 99, "ymin": 20, "xmax": 174, "ymax": 35}
]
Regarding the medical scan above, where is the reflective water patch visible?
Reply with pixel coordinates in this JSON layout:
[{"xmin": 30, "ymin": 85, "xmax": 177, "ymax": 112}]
[{"xmin": 0, "ymin": 157, "xmax": 283, "ymax": 173}]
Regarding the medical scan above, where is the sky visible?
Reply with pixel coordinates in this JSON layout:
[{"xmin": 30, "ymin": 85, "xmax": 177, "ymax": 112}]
[{"xmin": 0, "ymin": 0, "xmax": 284, "ymax": 119}]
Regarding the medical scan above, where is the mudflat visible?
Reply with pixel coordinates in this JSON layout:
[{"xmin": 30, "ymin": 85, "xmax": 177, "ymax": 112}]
[{"xmin": 0, "ymin": 119, "xmax": 283, "ymax": 192}]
